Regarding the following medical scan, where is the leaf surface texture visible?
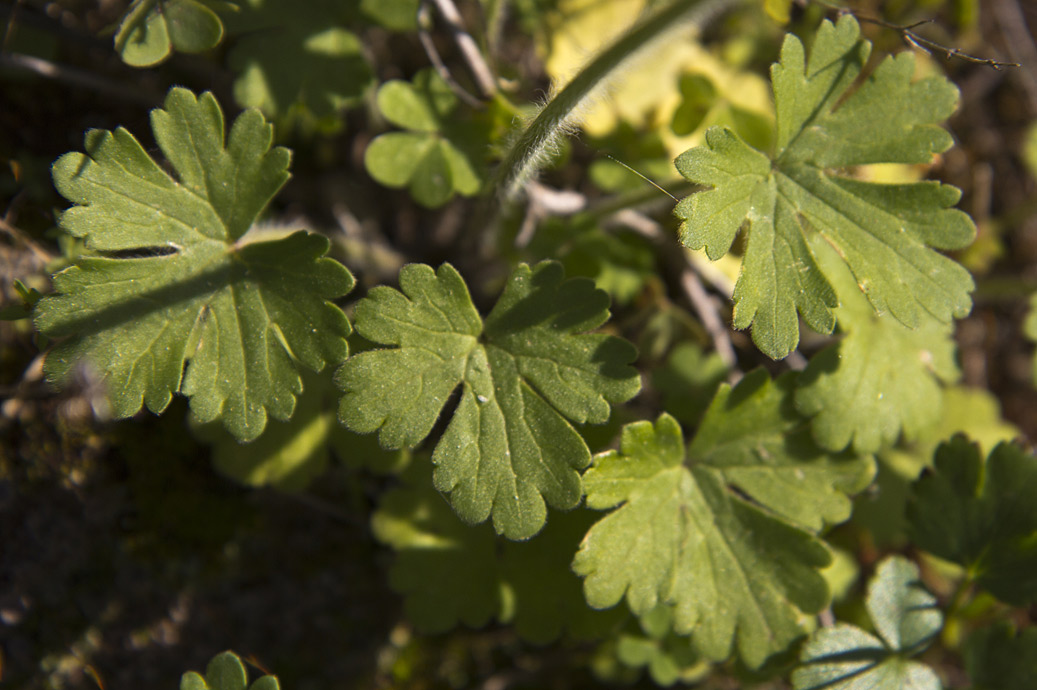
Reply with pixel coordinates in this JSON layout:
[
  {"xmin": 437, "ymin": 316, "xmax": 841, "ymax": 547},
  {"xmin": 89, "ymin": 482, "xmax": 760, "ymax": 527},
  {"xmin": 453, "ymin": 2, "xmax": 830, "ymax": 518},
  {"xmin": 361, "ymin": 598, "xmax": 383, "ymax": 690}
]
[
  {"xmin": 35, "ymin": 88, "xmax": 354, "ymax": 441},
  {"xmin": 573, "ymin": 371, "xmax": 873, "ymax": 667},
  {"xmin": 674, "ymin": 15, "xmax": 974, "ymax": 358},
  {"xmin": 337, "ymin": 261, "xmax": 640, "ymax": 539}
]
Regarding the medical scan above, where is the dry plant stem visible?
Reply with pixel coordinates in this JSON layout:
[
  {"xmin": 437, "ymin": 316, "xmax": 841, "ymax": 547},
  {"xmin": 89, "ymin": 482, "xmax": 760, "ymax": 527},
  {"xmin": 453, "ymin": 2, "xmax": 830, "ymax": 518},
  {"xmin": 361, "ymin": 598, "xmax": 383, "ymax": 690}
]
[
  {"xmin": 608, "ymin": 208, "xmax": 742, "ymax": 374},
  {"xmin": 418, "ymin": 0, "xmax": 497, "ymax": 108},
  {"xmin": 0, "ymin": 52, "xmax": 160, "ymax": 106},
  {"xmin": 806, "ymin": 0, "xmax": 1020, "ymax": 70},
  {"xmin": 680, "ymin": 264, "xmax": 739, "ymax": 375},
  {"xmin": 428, "ymin": 0, "xmax": 498, "ymax": 98},
  {"xmin": 417, "ymin": 3, "xmax": 484, "ymax": 108},
  {"xmin": 0, "ymin": 215, "xmax": 53, "ymax": 263}
]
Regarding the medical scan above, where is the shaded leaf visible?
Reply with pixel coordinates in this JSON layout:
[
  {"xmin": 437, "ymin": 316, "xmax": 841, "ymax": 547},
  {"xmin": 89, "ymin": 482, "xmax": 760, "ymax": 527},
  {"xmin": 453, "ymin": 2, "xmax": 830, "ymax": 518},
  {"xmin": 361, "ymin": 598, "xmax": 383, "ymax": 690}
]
[
  {"xmin": 907, "ymin": 435, "xmax": 1037, "ymax": 605},
  {"xmin": 227, "ymin": 0, "xmax": 373, "ymax": 121},
  {"xmin": 963, "ymin": 622, "xmax": 1037, "ymax": 690},
  {"xmin": 651, "ymin": 341, "xmax": 728, "ymax": 427},
  {"xmin": 371, "ymin": 461, "xmax": 624, "ymax": 640},
  {"xmin": 854, "ymin": 386, "xmax": 1020, "ymax": 547},
  {"xmin": 674, "ymin": 15, "xmax": 974, "ymax": 358},
  {"xmin": 337, "ymin": 261, "xmax": 640, "ymax": 539},
  {"xmin": 35, "ymin": 88, "xmax": 353, "ymax": 441},
  {"xmin": 790, "ymin": 556, "xmax": 941, "ymax": 690},
  {"xmin": 192, "ymin": 369, "xmax": 342, "ymax": 491}
]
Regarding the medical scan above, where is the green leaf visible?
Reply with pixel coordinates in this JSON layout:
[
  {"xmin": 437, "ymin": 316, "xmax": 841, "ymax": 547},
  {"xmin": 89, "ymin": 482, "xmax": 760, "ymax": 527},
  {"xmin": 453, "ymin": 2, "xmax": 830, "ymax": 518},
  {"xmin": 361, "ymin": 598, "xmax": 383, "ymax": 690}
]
[
  {"xmin": 35, "ymin": 88, "xmax": 354, "ymax": 441},
  {"xmin": 795, "ymin": 237, "xmax": 960, "ymax": 453},
  {"xmin": 337, "ymin": 261, "xmax": 640, "ymax": 539},
  {"xmin": 227, "ymin": 0, "xmax": 373, "ymax": 121},
  {"xmin": 371, "ymin": 462, "xmax": 624, "ymax": 640},
  {"xmin": 670, "ymin": 72, "xmax": 773, "ymax": 151},
  {"xmin": 763, "ymin": 0, "xmax": 793, "ymax": 24},
  {"xmin": 690, "ymin": 370, "xmax": 875, "ymax": 531},
  {"xmin": 360, "ymin": 0, "xmax": 420, "ymax": 31},
  {"xmin": 181, "ymin": 651, "xmax": 279, "ymax": 690},
  {"xmin": 192, "ymin": 369, "xmax": 340, "ymax": 491},
  {"xmin": 674, "ymin": 15, "xmax": 975, "ymax": 359},
  {"xmin": 963, "ymin": 622, "xmax": 1037, "ymax": 690},
  {"xmin": 0, "ymin": 279, "xmax": 42, "ymax": 321},
  {"xmin": 574, "ymin": 371, "xmax": 871, "ymax": 667},
  {"xmin": 365, "ymin": 70, "xmax": 484, "ymax": 208},
  {"xmin": 790, "ymin": 556, "xmax": 942, "ymax": 690},
  {"xmin": 115, "ymin": 0, "xmax": 225, "ymax": 67},
  {"xmin": 371, "ymin": 463, "xmax": 502, "ymax": 632},
  {"xmin": 907, "ymin": 435, "xmax": 1037, "ymax": 605},
  {"xmin": 651, "ymin": 341, "xmax": 728, "ymax": 427},
  {"xmin": 854, "ymin": 386, "xmax": 1020, "ymax": 548}
]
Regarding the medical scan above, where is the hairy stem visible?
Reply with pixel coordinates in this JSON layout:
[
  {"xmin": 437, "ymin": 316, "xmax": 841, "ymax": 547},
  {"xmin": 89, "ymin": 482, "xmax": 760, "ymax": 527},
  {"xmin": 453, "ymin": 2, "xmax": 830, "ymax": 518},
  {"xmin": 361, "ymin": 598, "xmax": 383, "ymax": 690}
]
[{"xmin": 491, "ymin": 0, "xmax": 746, "ymax": 201}]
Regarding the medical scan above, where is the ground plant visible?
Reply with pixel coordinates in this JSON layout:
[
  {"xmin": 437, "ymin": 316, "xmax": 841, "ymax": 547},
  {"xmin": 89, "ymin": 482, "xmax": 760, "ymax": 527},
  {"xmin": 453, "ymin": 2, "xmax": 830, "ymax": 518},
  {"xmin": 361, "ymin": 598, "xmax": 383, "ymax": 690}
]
[{"xmin": 1, "ymin": 0, "xmax": 1036, "ymax": 688}]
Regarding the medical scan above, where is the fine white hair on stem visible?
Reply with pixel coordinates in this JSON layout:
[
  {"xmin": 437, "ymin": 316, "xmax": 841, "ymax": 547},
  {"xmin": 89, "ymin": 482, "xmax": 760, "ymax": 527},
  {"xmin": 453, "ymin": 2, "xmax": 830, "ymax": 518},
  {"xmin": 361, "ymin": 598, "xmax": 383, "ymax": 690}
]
[{"xmin": 491, "ymin": 0, "xmax": 749, "ymax": 203}]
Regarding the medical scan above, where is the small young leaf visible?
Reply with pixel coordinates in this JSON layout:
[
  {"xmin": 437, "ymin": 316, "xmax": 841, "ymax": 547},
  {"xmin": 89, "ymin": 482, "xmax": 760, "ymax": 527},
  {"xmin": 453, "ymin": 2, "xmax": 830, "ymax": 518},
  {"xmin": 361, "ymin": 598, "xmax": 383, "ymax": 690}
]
[
  {"xmin": 365, "ymin": 70, "xmax": 484, "ymax": 208},
  {"xmin": 115, "ymin": 0, "xmax": 224, "ymax": 67},
  {"xmin": 180, "ymin": 651, "xmax": 279, "ymax": 690},
  {"xmin": 574, "ymin": 372, "xmax": 871, "ymax": 668},
  {"xmin": 35, "ymin": 88, "xmax": 354, "ymax": 441},
  {"xmin": 790, "ymin": 556, "xmax": 942, "ymax": 690},
  {"xmin": 907, "ymin": 435, "xmax": 1037, "ymax": 605},
  {"xmin": 337, "ymin": 261, "xmax": 640, "ymax": 539},
  {"xmin": 796, "ymin": 237, "xmax": 960, "ymax": 453},
  {"xmin": 674, "ymin": 15, "xmax": 975, "ymax": 359}
]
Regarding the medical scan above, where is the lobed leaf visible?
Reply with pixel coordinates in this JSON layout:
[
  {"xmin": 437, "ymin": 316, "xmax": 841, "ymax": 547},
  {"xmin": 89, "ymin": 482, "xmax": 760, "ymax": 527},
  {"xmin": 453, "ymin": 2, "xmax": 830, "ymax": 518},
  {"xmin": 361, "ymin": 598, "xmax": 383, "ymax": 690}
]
[
  {"xmin": 337, "ymin": 261, "xmax": 640, "ymax": 539},
  {"xmin": 35, "ymin": 88, "xmax": 354, "ymax": 441},
  {"xmin": 795, "ymin": 237, "xmax": 960, "ymax": 453},
  {"xmin": 906, "ymin": 435, "xmax": 1037, "ymax": 605},
  {"xmin": 574, "ymin": 371, "xmax": 872, "ymax": 667},
  {"xmin": 790, "ymin": 556, "xmax": 941, "ymax": 690},
  {"xmin": 674, "ymin": 15, "xmax": 975, "ymax": 359}
]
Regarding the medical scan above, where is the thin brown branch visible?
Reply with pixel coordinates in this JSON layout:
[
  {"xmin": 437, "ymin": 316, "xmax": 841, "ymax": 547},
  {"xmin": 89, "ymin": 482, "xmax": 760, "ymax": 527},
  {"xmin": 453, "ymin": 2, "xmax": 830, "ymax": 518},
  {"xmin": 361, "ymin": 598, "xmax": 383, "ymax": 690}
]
[
  {"xmin": 0, "ymin": 215, "xmax": 54, "ymax": 264},
  {"xmin": 805, "ymin": 0, "xmax": 1020, "ymax": 70}
]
